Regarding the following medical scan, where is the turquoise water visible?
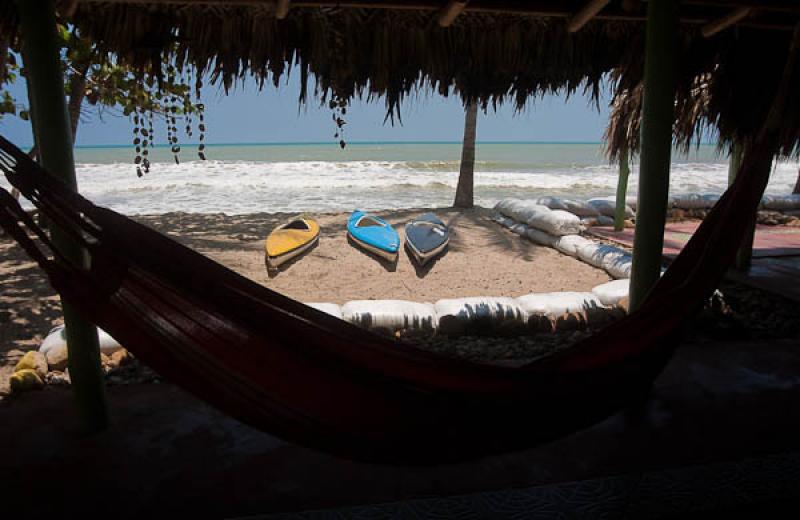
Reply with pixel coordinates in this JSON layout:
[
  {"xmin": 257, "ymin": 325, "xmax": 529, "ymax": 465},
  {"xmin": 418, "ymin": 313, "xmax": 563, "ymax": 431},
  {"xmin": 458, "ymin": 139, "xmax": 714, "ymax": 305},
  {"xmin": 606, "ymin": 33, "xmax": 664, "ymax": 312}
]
[{"xmin": 4, "ymin": 142, "xmax": 795, "ymax": 215}]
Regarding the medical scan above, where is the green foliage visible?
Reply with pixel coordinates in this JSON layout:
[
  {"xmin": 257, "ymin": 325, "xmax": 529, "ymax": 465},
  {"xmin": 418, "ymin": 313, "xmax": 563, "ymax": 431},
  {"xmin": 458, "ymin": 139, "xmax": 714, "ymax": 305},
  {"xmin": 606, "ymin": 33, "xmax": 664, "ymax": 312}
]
[
  {"xmin": 0, "ymin": 45, "xmax": 21, "ymax": 119},
  {"xmin": 1, "ymin": 24, "xmax": 201, "ymax": 137},
  {"xmin": 1, "ymin": 23, "xmax": 207, "ymax": 173}
]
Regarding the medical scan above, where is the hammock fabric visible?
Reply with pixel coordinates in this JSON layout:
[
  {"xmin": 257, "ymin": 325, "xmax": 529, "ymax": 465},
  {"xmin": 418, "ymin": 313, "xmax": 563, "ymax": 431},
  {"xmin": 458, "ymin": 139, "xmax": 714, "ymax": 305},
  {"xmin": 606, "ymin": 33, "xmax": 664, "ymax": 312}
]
[
  {"xmin": 0, "ymin": 32, "xmax": 791, "ymax": 462},
  {"xmin": 0, "ymin": 135, "xmax": 773, "ymax": 465}
]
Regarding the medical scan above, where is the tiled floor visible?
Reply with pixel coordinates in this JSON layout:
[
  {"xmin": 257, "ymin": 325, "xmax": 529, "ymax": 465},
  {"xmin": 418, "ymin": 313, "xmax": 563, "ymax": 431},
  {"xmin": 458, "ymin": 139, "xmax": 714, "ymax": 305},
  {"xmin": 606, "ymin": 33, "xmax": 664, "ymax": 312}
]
[
  {"xmin": 259, "ymin": 451, "xmax": 800, "ymax": 519},
  {"xmin": 589, "ymin": 223, "xmax": 800, "ymax": 301},
  {"xmin": 588, "ymin": 222, "xmax": 800, "ymax": 259}
]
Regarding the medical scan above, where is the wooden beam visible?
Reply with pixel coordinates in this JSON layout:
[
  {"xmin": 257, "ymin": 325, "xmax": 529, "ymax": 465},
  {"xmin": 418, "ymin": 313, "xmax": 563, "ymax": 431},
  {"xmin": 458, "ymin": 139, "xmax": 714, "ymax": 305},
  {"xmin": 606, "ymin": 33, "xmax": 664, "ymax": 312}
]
[
  {"xmin": 567, "ymin": 0, "xmax": 612, "ymax": 33},
  {"xmin": 629, "ymin": 0, "xmax": 679, "ymax": 311},
  {"xmin": 17, "ymin": 0, "xmax": 109, "ymax": 432},
  {"xmin": 438, "ymin": 0, "xmax": 468, "ymax": 27},
  {"xmin": 68, "ymin": 1, "xmax": 800, "ymax": 27},
  {"xmin": 702, "ymin": 6, "xmax": 752, "ymax": 37},
  {"xmin": 276, "ymin": 0, "xmax": 290, "ymax": 19}
]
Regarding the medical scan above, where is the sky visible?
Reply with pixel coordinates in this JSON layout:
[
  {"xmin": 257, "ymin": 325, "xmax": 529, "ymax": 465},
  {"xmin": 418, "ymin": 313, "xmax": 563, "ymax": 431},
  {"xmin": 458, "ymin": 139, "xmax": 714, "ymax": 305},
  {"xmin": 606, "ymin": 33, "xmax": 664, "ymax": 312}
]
[{"xmin": 1, "ymin": 72, "xmax": 612, "ymax": 147}]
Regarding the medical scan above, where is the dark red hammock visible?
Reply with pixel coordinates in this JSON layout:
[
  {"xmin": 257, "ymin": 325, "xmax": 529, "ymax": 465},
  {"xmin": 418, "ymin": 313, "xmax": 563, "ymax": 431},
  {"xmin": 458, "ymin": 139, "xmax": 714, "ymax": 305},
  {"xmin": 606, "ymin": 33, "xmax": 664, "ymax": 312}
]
[
  {"xmin": 0, "ymin": 45, "xmax": 789, "ymax": 462},
  {"xmin": 0, "ymin": 135, "xmax": 769, "ymax": 464}
]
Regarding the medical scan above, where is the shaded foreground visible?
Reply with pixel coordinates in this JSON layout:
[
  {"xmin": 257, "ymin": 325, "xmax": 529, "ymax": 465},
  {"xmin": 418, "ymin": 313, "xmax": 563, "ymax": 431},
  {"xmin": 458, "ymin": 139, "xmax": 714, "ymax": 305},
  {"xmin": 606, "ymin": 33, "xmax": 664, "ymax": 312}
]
[{"xmin": 1, "ymin": 338, "xmax": 799, "ymax": 518}]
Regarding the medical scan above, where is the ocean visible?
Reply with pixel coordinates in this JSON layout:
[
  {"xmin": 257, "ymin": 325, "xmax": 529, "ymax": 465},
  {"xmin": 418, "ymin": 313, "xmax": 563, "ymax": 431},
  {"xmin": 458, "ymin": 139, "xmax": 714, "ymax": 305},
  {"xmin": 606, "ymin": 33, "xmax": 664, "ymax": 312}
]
[{"xmin": 4, "ymin": 142, "xmax": 798, "ymax": 215}]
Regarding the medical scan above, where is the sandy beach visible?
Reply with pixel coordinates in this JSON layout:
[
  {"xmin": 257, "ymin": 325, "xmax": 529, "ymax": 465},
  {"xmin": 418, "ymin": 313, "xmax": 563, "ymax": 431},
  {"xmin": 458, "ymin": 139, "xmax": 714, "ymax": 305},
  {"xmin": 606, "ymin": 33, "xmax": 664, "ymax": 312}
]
[{"xmin": 0, "ymin": 206, "xmax": 611, "ymax": 393}]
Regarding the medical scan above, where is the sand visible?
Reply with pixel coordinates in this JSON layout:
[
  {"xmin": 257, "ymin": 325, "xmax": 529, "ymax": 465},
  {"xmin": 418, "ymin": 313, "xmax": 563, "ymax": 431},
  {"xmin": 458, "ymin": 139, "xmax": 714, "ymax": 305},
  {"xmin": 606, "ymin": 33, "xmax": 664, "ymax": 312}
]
[
  {"xmin": 0, "ymin": 206, "xmax": 611, "ymax": 394},
  {"xmin": 138, "ymin": 207, "xmax": 611, "ymax": 303}
]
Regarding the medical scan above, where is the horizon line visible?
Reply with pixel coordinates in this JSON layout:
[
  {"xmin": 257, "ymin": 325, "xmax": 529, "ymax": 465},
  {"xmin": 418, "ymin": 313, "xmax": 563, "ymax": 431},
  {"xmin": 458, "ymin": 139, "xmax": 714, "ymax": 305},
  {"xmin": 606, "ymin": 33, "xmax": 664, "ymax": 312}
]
[{"xmin": 66, "ymin": 140, "xmax": 719, "ymax": 149}]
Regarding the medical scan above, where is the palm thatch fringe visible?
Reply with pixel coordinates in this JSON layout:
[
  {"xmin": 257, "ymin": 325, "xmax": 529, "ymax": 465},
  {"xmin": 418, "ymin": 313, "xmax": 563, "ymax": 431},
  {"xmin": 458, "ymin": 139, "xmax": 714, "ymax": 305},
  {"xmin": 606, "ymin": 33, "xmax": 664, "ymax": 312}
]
[{"xmin": 0, "ymin": 3, "xmax": 797, "ymax": 157}]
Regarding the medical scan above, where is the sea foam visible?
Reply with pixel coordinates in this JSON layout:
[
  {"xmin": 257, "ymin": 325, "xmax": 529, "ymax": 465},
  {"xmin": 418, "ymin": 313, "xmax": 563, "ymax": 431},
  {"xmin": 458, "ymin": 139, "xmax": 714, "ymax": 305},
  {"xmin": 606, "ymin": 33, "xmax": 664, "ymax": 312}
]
[{"xmin": 2, "ymin": 152, "xmax": 797, "ymax": 215}]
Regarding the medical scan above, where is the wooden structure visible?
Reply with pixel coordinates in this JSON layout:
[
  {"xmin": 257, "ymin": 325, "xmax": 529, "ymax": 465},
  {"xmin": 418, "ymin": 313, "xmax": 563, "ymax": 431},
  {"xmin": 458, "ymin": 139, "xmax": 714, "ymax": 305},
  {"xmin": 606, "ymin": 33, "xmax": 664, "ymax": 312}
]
[{"xmin": 1, "ymin": 0, "xmax": 798, "ymax": 427}]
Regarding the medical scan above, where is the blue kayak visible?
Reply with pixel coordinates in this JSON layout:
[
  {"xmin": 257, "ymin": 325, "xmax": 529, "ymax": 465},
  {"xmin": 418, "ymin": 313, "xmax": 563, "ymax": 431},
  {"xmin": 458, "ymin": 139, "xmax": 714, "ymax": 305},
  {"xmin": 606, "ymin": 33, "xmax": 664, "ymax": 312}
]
[{"xmin": 347, "ymin": 210, "xmax": 400, "ymax": 261}]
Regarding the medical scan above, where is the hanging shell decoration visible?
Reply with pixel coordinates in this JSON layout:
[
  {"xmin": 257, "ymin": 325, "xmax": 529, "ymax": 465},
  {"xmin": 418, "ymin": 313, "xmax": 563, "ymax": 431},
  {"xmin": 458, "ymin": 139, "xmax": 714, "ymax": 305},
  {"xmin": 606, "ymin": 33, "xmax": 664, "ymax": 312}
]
[{"xmin": 131, "ymin": 63, "xmax": 207, "ymax": 175}]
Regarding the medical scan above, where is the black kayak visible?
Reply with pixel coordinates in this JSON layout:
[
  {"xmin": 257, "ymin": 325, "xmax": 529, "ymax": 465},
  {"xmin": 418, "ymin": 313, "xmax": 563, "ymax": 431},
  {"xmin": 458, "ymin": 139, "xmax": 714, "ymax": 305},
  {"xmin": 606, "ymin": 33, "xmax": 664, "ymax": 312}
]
[{"xmin": 404, "ymin": 213, "xmax": 450, "ymax": 265}]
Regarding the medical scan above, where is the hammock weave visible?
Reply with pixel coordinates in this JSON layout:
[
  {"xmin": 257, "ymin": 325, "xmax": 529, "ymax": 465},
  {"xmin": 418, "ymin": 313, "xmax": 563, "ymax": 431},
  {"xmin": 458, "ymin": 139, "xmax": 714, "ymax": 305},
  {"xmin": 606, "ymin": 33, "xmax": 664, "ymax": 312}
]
[{"xmin": 0, "ymin": 97, "xmax": 781, "ymax": 463}]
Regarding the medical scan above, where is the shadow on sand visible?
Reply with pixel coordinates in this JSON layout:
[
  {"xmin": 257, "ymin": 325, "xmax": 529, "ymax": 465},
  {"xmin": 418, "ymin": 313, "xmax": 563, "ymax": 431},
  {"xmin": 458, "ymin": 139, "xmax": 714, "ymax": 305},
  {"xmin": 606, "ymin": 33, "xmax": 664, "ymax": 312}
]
[
  {"xmin": 407, "ymin": 242, "xmax": 449, "ymax": 279},
  {"xmin": 265, "ymin": 239, "xmax": 320, "ymax": 278},
  {"xmin": 346, "ymin": 234, "xmax": 399, "ymax": 272}
]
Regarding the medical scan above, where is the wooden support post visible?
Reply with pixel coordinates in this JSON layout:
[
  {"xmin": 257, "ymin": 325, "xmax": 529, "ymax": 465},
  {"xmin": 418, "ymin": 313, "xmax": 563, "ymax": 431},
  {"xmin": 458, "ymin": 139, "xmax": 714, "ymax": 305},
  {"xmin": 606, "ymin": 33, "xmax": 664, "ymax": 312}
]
[
  {"xmin": 629, "ymin": 0, "xmax": 678, "ymax": 311},
  {"xmin": 727, "ymin": 142, "xmax": 757, "ymax": 271},
  {"xmin": 438, "ymin": 1, "xmax": 468, "ymax": 27},
  {"xmin": 702, "ymin": 7, "xmax": 752, "ymax": 38},
  {"xmin": 567, "ymin": 0, "xmax": 612, "ymax": 33},
  {"xmin": 17, "ymin": 0, "xmax": 108, "ymax": 431},
  {"xmin": 614, "ymin": 147, "xmax": 631, "ymax": 232},
  {"xmin": 276, "ymin": 0, "xmax": 290, "ymax": 19},
  {"xmin": 727, "ymin": 140, "xmax": 743, "ymax": 186}
]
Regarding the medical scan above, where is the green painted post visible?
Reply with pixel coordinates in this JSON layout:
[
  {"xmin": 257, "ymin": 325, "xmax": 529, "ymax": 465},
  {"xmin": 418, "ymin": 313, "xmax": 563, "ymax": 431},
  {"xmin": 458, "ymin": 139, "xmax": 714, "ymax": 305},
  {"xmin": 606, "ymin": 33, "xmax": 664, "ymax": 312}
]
[
  {"xmin": 17, "ymin": 0, "xmax": 108, "ymax": 431},
  {"xmin": 727, "ymin": 141, "xmax": 743, "ymax": 186},
  {"xmin": 728, "ymin": 142, "xmax": 756, "ymax": 271},
  {"xmin": 629, "ymin": 0, "xmax": 678, "ymax": 311},
  {"xmin": 614, "ymin": 147, "xmax": 631, "ymax": 232}
]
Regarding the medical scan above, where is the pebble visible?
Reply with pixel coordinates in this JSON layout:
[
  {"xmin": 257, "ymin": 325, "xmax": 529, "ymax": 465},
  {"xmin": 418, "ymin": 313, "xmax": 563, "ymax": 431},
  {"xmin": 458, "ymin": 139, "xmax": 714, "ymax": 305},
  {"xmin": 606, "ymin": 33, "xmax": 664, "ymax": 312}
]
[
  {"xmin": 45, "ymin": 371, "xmax": 71, "ymax": 386},
  {"xmin": 44, "ymin": 343, "xmax": 69, "ymax": 372},
  {"xmin": 14, "ymin": 351, "xmax": 48, "ymax": 379},
  {"xmin": 10, "ymin": 369, "xmax": 45, "ymax": 392}
]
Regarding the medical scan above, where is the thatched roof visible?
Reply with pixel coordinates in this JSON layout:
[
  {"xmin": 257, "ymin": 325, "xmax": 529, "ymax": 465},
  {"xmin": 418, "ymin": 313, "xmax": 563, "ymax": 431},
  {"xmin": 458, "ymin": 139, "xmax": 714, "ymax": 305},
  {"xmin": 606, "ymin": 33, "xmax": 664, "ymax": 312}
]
[
  {"xmin": 1, "ymin": 1, "xmax": 799, "ymax": 155},
  {"xmin": 605, "ymin": 24, "xmax": 800, "ymax": 160}
]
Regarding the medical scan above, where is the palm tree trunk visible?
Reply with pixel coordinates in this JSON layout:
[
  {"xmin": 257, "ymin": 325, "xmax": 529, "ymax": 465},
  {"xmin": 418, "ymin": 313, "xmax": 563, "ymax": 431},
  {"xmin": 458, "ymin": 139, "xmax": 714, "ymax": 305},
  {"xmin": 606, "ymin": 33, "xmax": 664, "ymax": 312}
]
[
  {"xmin": 614, "ymin": 147, "xmax": 631, "ymax": 231},
  {"xmin": 454, "ymin": 101, "xmax": 478, "ymax": 208},
  {"xmin": 793, "ymin": 167, "xmax": 800, "ymax": 194},
  {"xmin": 67, "ymin": 61, "xmax": 89, "ymax": 143}
]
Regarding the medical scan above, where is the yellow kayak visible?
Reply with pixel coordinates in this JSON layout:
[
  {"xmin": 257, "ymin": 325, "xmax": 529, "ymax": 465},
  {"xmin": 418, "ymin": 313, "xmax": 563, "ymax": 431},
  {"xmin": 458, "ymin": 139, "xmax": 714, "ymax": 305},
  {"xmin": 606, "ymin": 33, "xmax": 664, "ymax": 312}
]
[{"xmin": 265, "ymin": 218, "xmax": 320, "ymax": 268}]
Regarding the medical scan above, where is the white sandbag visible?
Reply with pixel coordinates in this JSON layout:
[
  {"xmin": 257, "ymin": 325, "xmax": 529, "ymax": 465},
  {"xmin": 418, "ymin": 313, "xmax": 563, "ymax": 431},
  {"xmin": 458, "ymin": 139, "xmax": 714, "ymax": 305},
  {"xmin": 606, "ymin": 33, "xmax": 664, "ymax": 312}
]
[
  {"xmin": 341, "ymin": 300, "xmax": 436, "ymax": 334},
  {"xmin": 509, "ymin": 222, "xmax": 529, "ymax": 236},
  {"xmin": 39, "ymin": 325, "xmax": 123, "ymax": 357},
  {"xmin": 517, "ymin": 291, "xmax": 605, "ymax": 316},
  {"xmin": 575, "ymin": 242, "xmax": 633, "ymax": 278},
  {"xmin": 761, "ymin": 194, "xmax": 800, "ymax": 211},
  {"xmin": 580, "ymin": 215, "xmax": 614, "ymax": 227},
  {"xmin": 587, "ymin": 197, "xmax": 634, "ymax": 218},
  {"xmin": 561, "ymin": 198, "xmax": 601, "ymax": 218},
  {"xmin": 532, "ymin": 196, "xmax": 568, "ymax": 211},
  {"xmin": 434, "ymin": 297, "xmax": 528, "ymax": 336},
  {"xmin": 672, "ymin": 193, "xmax": 720, "ymax": 210},
  {"xmin": 526, "ymin": 209, "xmax": 583, "ymax": 236},
  {"xmin": 306, "ymin": 302, "xmax": 343, "ymax": 319},
  {"xmin": 494, "ymin": 198, "xmax": 521, "ymax": 217},
  {"xmin": 525, "ymin": 227, "xmax": 558, "ymax": 247},
  {"xmin": 591, "ymin": 279, "xmax": 630, "ymax": 307},
  {"xmin": 517, "ymin": 291, "xmax": 610, "ymax": 330},
  {"xmin": 491, "ymin": 213, "xmax": 516, "ymax": 228},
  {"xmin": 576, "ymin": 243, "xmax": 629, "ymax": 268},
  {"xmin": 553, "ymin": 234, "xmax": 595, "ymax": 256},
  {"xmin": 495, "ymin": 199, "xmax": 548, "ymax": 223},
  {"xmin": 603, "ymin": 254, "xmax": 633, "ymax": 279},
  {"xmin": 510, "ymin": 202, "xmax": 551, "ymax": 224}
]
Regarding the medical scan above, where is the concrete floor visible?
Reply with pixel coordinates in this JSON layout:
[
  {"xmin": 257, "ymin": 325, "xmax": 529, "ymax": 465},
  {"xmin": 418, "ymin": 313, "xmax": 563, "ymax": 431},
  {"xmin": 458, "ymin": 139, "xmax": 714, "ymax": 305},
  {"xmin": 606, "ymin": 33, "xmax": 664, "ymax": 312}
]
[{"xmin": 1, "ymin": 338, "xmax": 799, "ymax": 518}]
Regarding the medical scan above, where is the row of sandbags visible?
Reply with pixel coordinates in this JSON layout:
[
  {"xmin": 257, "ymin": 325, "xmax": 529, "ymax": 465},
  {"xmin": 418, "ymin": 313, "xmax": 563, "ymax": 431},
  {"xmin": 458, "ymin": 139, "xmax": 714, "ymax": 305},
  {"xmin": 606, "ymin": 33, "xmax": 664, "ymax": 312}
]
[
  {"xmin": 529, "ymin": 193, "xmax": 800, "ymax": 214},
  {"xmin": 35, "ymin": 282, "xmax": 631, "ymax": 360},
  {"xmin": 491, "ymin": 211, "xmax": 634, "ymax": 279},
  {"xmin": 305, "ymin": 280, "xmax": 630, "ymax": 337},
  {"xmin": 493, "ymin": 199, "xmax": 583, "ymax": 236}
]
